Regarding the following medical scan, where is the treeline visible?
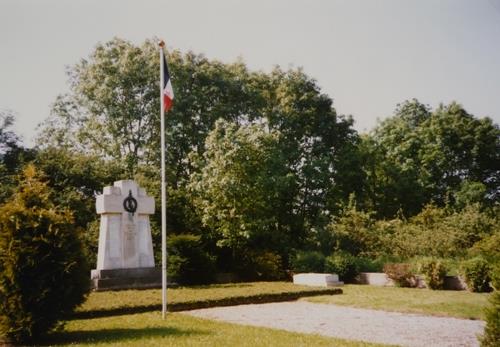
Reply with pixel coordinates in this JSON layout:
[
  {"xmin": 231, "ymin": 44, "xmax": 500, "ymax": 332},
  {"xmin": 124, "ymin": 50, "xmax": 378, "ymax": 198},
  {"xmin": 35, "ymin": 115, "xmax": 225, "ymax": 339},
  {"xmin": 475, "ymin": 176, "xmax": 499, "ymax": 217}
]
[{"xmin": 1, "ymin": 38, "xmax": 499, "ymax": 283}]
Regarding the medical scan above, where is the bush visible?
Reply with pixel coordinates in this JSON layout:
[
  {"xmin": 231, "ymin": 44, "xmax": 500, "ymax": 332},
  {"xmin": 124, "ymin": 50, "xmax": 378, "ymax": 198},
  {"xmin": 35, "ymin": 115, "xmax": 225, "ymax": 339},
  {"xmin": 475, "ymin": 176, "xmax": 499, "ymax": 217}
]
[
  {"xmin": 418, "ymin": 258, "xmax": 448, "ymax": 290},
  {"xmin": 324, "ymin": 252, "xmax": 359, "ymax": 282},
  {"xmin": 471, "ymin": 230, "xmax": 500, "ymax": 263},
  {"xmin": 461, "ymin": 257, "xmax": 492, "ymax": 293},
  {"xmin": 383, "ymin": 263, "xmax": 416, "ymax": 287},
  {"xmin": 167, "ymin": 234, "xmax": 215, "ymax": 285},
  {"xmin": 354, "ymin": 256, "xmax": 394, "ymax": 273},
  {"xmin": 250, "ymin": 251, "xmax": 285, "ymax": 280},
  {"xmin": 291, "ymin": 251, "xmax": 325, "ymax": 273},
  {"xmin": 0, "ymin": 165, "xmax": 89, "ymax": 343},
  {"xmin": 481, "ymin": 263, "xmax": 500, "ymax": 346}
]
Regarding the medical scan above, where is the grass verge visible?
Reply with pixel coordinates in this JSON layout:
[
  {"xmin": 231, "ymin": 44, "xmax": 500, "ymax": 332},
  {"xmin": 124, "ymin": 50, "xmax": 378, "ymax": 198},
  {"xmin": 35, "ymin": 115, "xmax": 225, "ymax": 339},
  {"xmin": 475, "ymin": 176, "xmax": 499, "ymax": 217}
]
[
  {"xmin": 75, "ymin": 282, "xmax": 341, "ymax": 319},
  {"xmin": 46, "ymin": 311, "xmax": 388, "ymax": 347},
  {"xmin": 303, "ymin": 284, "xmax": 490, "ymax": 320}
]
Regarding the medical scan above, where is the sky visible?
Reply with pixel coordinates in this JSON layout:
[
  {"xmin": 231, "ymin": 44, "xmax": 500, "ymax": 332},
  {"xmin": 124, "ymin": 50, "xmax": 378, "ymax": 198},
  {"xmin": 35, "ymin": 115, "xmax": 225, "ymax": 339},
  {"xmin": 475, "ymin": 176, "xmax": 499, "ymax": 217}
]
[{"xmin": 1, "ymin": 0, "xmax": 500, "ymax": 146}]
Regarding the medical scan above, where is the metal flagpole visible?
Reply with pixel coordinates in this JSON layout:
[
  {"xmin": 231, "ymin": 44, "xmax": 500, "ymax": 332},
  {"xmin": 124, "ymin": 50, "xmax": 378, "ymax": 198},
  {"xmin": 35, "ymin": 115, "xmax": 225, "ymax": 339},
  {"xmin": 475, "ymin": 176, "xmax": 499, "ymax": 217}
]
[{"xmin": 159, "ymin": 40, "xmax": 168, "ymax": 319}]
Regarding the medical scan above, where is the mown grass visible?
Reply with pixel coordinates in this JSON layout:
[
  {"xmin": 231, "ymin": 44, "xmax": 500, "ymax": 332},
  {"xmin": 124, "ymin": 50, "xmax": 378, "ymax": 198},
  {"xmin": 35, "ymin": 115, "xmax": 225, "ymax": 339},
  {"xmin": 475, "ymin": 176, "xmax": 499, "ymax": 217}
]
[
  {"xmin": 77, "ymin": 282, "xmax": 341, "ymax": 317},
  {"xmin": 304, "ymin": 284, "xmax": 490, "ymax": 320},
  {"xmin": 47, "ymin": 311, "xmax": 389, "ymax": 347}
]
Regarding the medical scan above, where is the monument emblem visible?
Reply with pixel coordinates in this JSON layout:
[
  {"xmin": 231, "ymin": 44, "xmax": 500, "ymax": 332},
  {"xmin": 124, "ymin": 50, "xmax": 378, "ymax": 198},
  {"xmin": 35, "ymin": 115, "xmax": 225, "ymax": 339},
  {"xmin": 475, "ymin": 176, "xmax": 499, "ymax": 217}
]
[
  {"xmin": 123, "ymin": 190, "xmax": 138, "ymax": 214},
  {"xmin": 91, "ymin": 180, "xmax": 161, "ymax": 290}
]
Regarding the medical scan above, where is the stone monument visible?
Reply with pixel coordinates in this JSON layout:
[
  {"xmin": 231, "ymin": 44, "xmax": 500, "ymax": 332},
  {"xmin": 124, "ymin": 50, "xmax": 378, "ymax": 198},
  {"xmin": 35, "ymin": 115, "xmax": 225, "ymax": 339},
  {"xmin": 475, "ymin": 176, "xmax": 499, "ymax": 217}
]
[{"xmin": 91, "ymin": 180, "xmax": 161, "ymax": 290}]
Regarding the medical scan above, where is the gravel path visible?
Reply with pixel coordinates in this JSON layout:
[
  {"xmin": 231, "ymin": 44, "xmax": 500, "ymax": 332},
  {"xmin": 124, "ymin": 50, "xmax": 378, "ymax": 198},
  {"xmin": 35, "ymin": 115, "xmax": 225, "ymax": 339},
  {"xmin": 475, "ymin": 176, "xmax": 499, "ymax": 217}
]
[{"xmin": 184, "ymin": 301, "xmax": 485, "ymax": 347}]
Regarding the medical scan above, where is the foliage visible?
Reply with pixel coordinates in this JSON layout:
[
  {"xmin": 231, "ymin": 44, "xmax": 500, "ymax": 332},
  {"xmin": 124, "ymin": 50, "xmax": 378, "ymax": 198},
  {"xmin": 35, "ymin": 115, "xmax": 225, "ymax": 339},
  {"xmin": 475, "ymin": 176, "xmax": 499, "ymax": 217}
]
[
  {"xmin": 0, "ymin": 110, "xmax": 20, "ymax": 154},
  {"xmin": 239, "ymin": 251, "xmax": 285, "ymax": 281},
  {"xmin": 324, "ymin": 252, "xmax": 359, "ymax": 282},
  {"xmin": 326, "ymin": 195, "xmax": 378, "ymax": 256},
  {"xmin": 33, "ymin": 147, "xmax": 126, "ymax": 267},
  {"xmin": 461, "ymin": 257, "xmax": 492, "ymax": 293},
  {"xmin": 352, "ymin": 257, "xmax": 387, "ymax": 273},
  {"xmin": 188, "ymin": 120, "xmax": 296, "ymax": 257},
  {"xmin": 167, "ymin": 234, "xmax": 215, "ymax": 285},
  {"xmin": 417, "ymin": 258, "xmax": 447, "ymax": 290},
  {"xmin": 290, "ymin": 251, "xmax": 325, "ymax": 273},
  {"xmin": 454, "ymin": 180, "xmax": 487, "ymax": 210},
  {"xmin": 481, "ymin": 263, "xmax": 500, "ymax": 346},
  {"xmin": 363, "ymin": 99, "xmax": 500, "ymax": 218},
  {"xmin": 0, "ymin": 110, "xmax": 36, "ymax": 205},
  {"xmin": 39, "ymin": 37, "xmax": 364, "ymax": 255},
  {"xmin": 383, "ymin": 263, "xmax": 416, "ymax": 287},
  {"xmin": 491, "ymin": 263, "xmax": 500, "ymax": 291},
  {"xmin": 470, "ymin": 229, "xmax": 500, "ymax": 263},
  {"xmin": 376, "ymin": 204, "xmax": 499, "ymax": 259},
  {"xmin": 0, "ymin": 165, "xmax": 89, "ymax": 343},
  {"xmin": 32, "ymin": 38, "xmax": 500, "ymax": 282},
  {"xmin": 481, "ymin": 290, "xmax": 500, "ymax": 347}
]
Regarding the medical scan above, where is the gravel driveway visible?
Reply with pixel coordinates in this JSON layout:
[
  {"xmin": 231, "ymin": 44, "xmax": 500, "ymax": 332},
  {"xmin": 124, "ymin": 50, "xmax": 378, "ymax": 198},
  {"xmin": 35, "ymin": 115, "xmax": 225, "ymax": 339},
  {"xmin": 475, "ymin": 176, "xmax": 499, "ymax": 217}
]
[{"xmin": 184, "ymin": 301, "xmax": 485, "ymax": 347}]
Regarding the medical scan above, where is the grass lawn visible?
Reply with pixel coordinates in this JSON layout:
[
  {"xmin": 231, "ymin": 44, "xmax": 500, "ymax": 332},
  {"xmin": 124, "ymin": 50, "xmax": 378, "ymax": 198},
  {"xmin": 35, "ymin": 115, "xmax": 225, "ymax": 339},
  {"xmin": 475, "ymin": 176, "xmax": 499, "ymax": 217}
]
[
  {"xmin": 303, "ymin": 284, "xmax": 490, "ymax": 320},
  {"xmin": 78, "ymin": 281, "xmax": 340, "ymax": 316},
  {"xmin": 41, "ymin": 282, "xmax": 487, "ymax": 346},
  {"xmin": 47, "ymin": 311, "xmax": 388, "ymax": 347}
]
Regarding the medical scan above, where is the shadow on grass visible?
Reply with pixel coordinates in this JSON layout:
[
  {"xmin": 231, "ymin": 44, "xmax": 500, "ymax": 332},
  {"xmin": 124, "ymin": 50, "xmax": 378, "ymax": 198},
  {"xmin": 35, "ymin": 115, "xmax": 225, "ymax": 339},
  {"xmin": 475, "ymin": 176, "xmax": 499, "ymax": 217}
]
[
  {"xmin": 73, "ymin": 288, "xmax": 342, "ymax": 320},
  {"xmin": 187, "ymin": 283, "xmax": 253, "ymax": 289},
  {"xmin": 44, "ymin": 326, "xmax": 206, "ymax": 345},
  {"xmin": 73, "ymin": 305, "xmax": 161, "ymax": 320}
]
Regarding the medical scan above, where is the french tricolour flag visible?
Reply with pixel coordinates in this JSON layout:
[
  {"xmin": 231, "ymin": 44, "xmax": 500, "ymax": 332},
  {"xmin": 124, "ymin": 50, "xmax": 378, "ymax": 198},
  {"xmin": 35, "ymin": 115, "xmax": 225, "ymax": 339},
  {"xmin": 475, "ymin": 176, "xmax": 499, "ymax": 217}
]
[{"xmin": 163, "ymin": 54, "xmax": 174, "ymax": 112}]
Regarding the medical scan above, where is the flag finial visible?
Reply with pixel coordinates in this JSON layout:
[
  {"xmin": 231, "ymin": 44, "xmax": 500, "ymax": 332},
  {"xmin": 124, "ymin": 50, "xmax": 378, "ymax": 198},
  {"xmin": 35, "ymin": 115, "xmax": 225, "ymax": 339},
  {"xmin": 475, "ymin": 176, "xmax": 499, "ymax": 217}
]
[{"xmin": 159, "ymin": 40, "xmax": 165, "ymax": 48}]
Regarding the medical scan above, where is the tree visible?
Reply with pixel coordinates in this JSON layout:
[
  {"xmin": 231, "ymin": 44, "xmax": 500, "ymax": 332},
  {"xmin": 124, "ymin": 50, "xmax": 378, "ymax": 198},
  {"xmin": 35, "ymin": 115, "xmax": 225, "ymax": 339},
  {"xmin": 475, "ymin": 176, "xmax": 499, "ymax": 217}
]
[
  {"xmin": 326, "ymin": 195, "xmax": 378, "ymax": 256},
  {"xmin": 0, "ymin": 165, "xmax": 89, "ymax": 343},
  {"xmin": 0, "ymin": 110, "xmax": 20, "ymax": 154},
  {"xmin": 363, "ymin": 99, "xmax": 500, "ymax": 218},
  {"xmin": 189, "ymin": 120, "xmax": 296, "ymax": 261},
  {"xmin": 0, "ymin": 110, "xmax": 36, "ymax": 204},
  {"xmin": 255, "ymin": 68, "xmax": 364, "ymax": 227}
]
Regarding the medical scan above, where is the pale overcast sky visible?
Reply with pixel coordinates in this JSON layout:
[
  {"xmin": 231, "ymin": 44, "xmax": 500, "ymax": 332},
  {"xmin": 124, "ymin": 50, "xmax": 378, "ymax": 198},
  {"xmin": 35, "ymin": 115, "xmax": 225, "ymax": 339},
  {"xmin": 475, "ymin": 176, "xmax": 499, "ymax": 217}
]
[{"xmin": 1, "ymin": 0, "xmax": 500, "ymax": 146}]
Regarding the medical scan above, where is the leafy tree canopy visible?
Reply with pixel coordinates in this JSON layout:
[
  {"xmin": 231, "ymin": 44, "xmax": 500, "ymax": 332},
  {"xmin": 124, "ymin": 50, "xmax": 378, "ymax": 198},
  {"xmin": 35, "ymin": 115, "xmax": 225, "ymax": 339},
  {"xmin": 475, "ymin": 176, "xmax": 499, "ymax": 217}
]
[{"xmin": 363, "ymin": 99, "xmax": 500, "ymax": 217}]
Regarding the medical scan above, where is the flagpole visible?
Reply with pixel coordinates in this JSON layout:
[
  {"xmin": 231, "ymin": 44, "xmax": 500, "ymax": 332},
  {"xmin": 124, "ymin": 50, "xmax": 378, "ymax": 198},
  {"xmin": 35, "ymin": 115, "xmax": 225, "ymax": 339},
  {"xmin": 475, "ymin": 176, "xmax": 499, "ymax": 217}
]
[{"xmin": 159, "ymin": 40, "xmax": 168, "ymax": 319}]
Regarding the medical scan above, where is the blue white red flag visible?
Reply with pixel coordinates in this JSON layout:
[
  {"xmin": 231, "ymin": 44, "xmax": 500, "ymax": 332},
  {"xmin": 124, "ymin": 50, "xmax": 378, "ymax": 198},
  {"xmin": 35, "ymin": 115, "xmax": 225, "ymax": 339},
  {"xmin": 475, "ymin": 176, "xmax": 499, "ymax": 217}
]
[{"xmin": 163, "ymin": 54, "xmax": 174, "ymax": 112}]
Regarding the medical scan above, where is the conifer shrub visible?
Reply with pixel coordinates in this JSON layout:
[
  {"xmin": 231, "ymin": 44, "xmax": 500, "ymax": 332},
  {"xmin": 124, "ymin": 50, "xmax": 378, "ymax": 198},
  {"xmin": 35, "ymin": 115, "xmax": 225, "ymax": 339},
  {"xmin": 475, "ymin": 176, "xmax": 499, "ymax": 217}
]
[
  {"xmin": 167, "ymin": 234, "xmax": 215, "ymax": 285},
  {"xmin": 418, "ymin": 258, "xmax": 447, "ymax": 290},
  {"xmin": 0, "ymin": 165, "xmax": 89, "ymax": 344},
  {"xmin": 383, "ymin": 263, "xmax": 416, "ymax": 287},
  {"xmin": 290, "ymin": 251, "xmax": 325, "ymax": 273},
  {"xmin": 324, "ymin": 252, "xmax": 359, "ymax": 282},
  {"xmin": 461, "ymin": 257, "xmax": 492, "ymax": 292}
]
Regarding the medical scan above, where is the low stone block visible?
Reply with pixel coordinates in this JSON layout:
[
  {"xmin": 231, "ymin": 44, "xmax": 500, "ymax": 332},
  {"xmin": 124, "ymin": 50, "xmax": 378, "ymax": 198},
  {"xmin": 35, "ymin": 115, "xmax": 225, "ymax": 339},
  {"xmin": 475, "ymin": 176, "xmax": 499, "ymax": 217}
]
[
  {"xmin": 357, "ymin": 272, "xmax": 394, "ymax": 286},
  {"xmin": 293, "ymin": 273, "xmax": 344, "ymax": 287}
]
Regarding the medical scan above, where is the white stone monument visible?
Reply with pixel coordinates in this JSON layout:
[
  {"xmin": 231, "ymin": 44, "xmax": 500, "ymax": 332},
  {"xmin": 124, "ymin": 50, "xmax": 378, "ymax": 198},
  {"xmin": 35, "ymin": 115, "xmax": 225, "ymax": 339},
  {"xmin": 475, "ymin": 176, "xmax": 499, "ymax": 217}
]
[{"xmin": 91, "ymin": 180, "xmax": 161, "ymax": 290}]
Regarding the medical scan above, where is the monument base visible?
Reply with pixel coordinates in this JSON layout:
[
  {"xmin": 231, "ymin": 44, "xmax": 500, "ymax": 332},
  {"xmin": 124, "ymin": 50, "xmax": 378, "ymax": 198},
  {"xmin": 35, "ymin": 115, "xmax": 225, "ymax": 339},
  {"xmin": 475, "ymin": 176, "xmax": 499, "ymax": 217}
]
[{"xmin": 91, "ymin": 267, "xmax": 166, "ymax": 291}]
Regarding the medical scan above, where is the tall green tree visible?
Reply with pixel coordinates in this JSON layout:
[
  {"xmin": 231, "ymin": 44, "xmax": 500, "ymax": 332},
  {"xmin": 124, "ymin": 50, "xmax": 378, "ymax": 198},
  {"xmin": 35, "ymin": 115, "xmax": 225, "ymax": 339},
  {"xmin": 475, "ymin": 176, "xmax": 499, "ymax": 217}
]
[
  {"xmin": 256, "ymin": 68, "xmax": 364, "ymax": 228},
  {"xmin": 363, "ymin": 99, "xmax": 500, "ymax": 217},
  {"xmin": 189, "ymin": 120, "xmax": 297, "ymax": 258}
]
